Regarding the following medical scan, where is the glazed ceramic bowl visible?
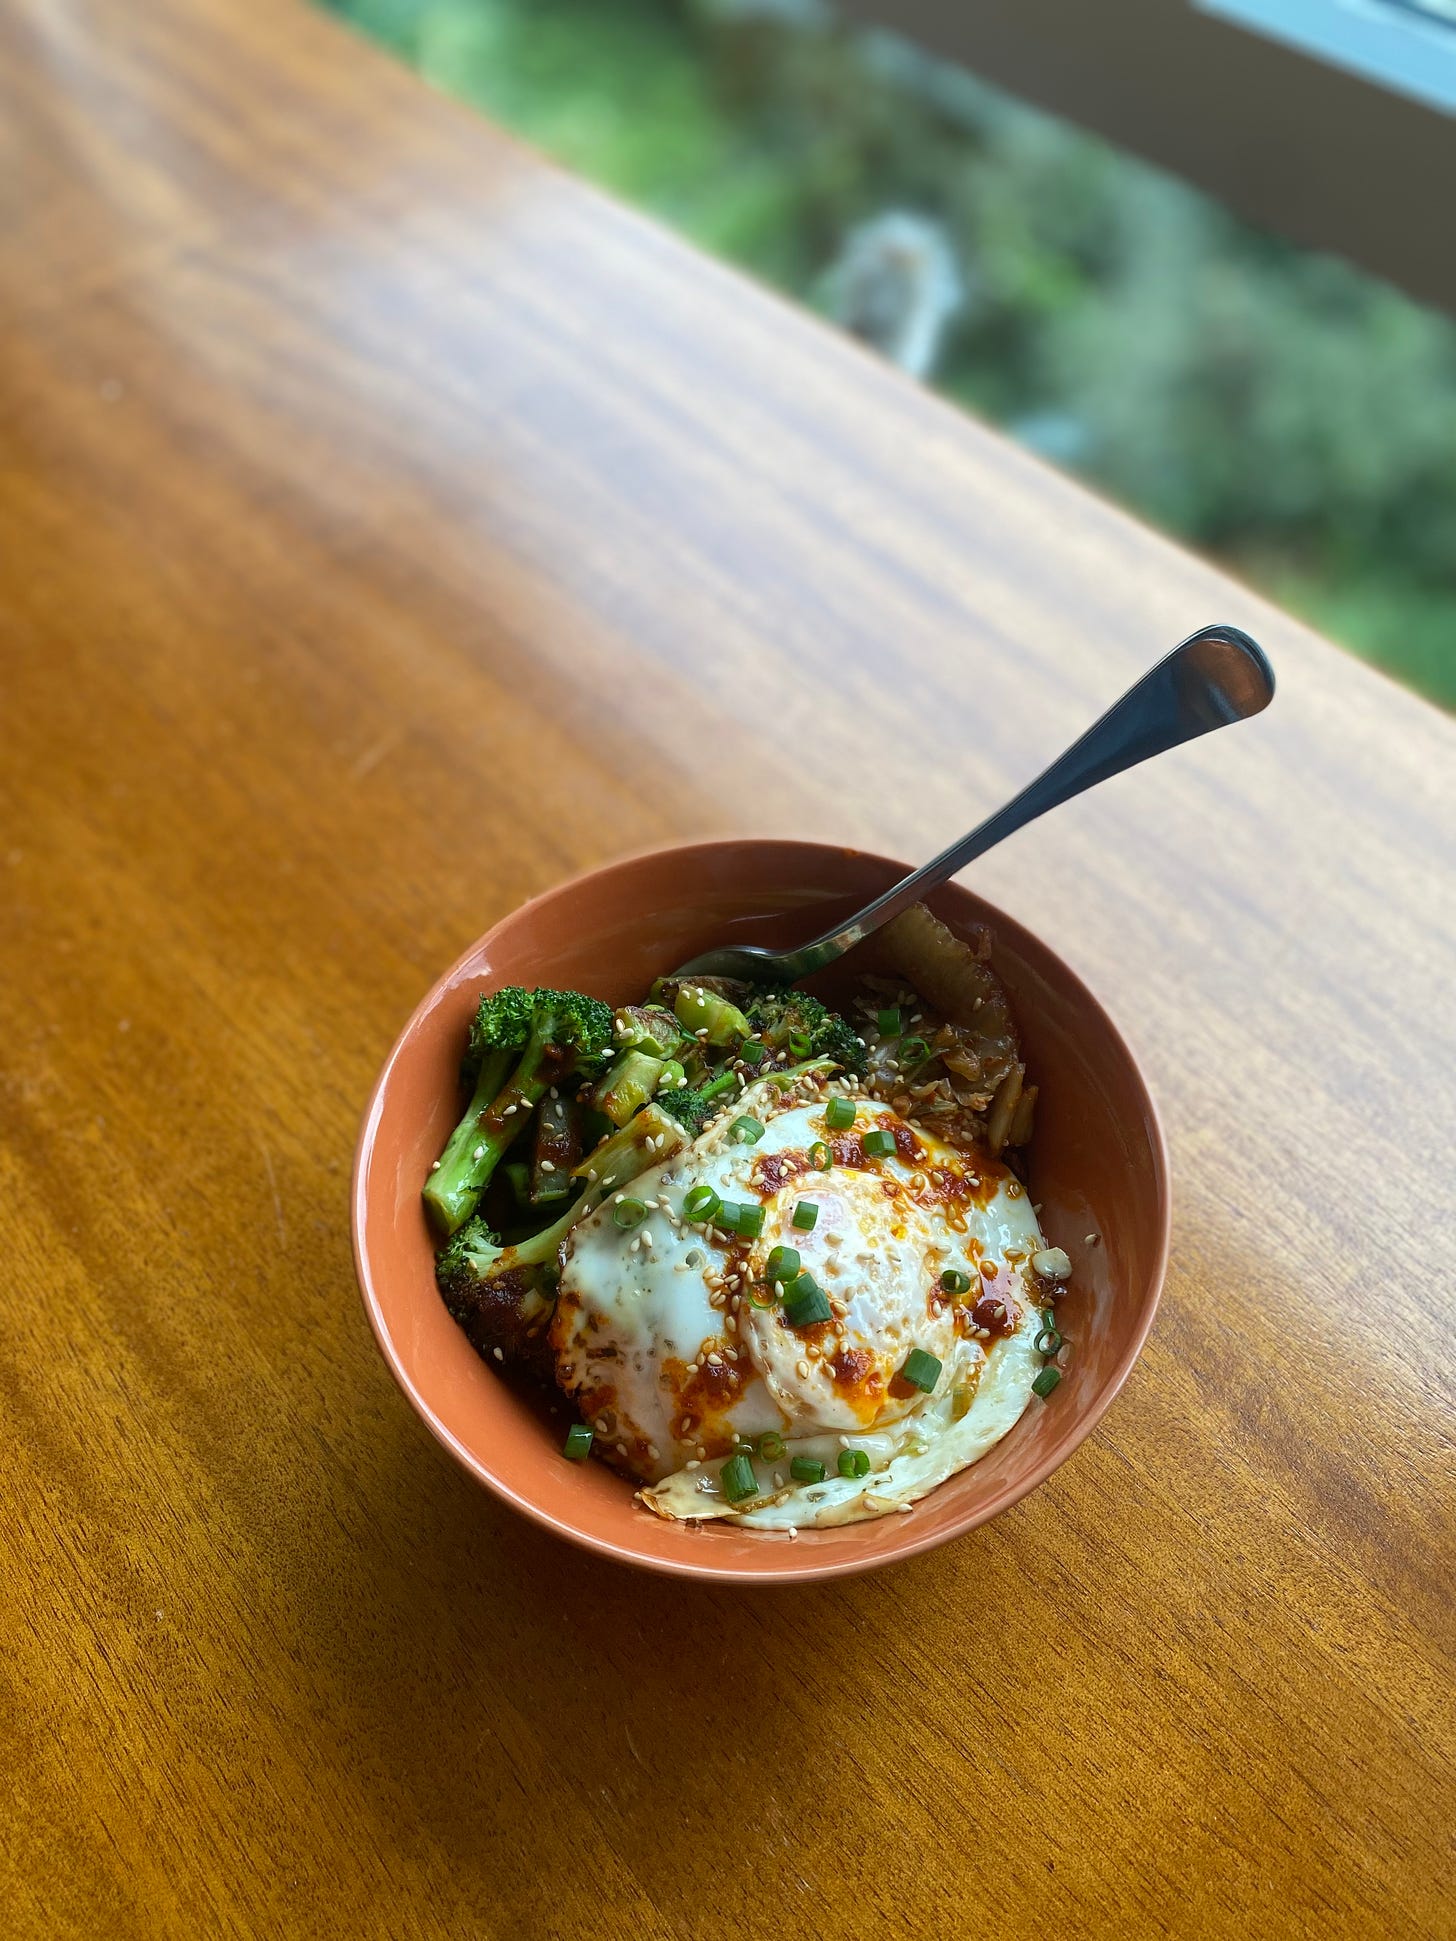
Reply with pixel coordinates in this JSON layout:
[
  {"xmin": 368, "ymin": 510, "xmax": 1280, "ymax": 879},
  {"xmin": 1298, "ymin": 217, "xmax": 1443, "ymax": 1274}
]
[{"xmin": 352, "ymin": 841, "xmax": 1169, "ymax": 1583}]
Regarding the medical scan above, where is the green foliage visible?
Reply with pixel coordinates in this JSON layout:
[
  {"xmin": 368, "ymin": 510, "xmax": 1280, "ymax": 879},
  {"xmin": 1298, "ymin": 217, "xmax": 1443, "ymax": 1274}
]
[{"xmin": 320, "ymin": 0, "xmax": 1455, "ymax": 708}]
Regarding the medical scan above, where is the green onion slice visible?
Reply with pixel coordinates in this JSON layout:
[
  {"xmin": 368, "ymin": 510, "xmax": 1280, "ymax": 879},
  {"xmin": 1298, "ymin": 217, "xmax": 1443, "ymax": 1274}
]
[
  {"xmin": 784, "ymin": 1273, "xmax": 832, "ymax": 1327},
  {"xmin": 824, "ymin": 1097, "xmax": 856, "ymax": 1131},
  {"xmin": 863, "ymin": 1128, "xmax": 896, "ymax": 1158},
  {"xmin": 612, "ymin": 1198, "xmax": 647, "ymax": 1229},
  {"xmin": 838, "ymin": 1448, "xmax": 871, "ymax": 1479},
  {"xmin": 757, "ymin": 1431, "xmax": 786, "ymax": 1462},
  {"xmin": 809, "ymin": 1141, "xmax": 832, "ymax": 1171},
  {"xmin": 729, "ymin": 1115, "xmax": 764, "ymax": 1145},
  {"xmin": 792, "ymin": 1200, "xmax": 819, "ymax": 1231},
  {"xmin": 720, "ymin": 1451, "xmax": 760, "ymax": 1504},
  {"xmin": 1032, "ymin": 1365, "xmax": 1062, "ymax": 1398},
  {"xmin": 788, "ymin": 1031, "xmax": 812, "ymax": 1060},
  {"xmin": 765, "ymin": 1245, "xmax": 800, "ymax": 1282},
  {"xmin": 898, "ymin": 1035, "xmax": 929, "ymax": 1067},
  {"xmin": 790, "ymin": 1456, "xmax": 826, "ymax": 1485},
  {"xmin": 682, "ymin": 1184, "xmax": 720, "ymax": 1221},
  {"xmin": 748, "ymin": 1282, "xmax": 778, "ymax": 1309},
  {"xmin": 940, "ymin": 1268, "xmax": 972, "ymax": 1294},
  {"xmin": 731, "ymin": 1202, "xmax": 765, "ymax": 1240},
  {"xmin": 900, "ymin": 1348, "xmax": 941, "ymax": 1393},
  {"xmin": 562, "ymin": 1425, "xmax": 594, "ymax": 1461},
  {"xmin": 877, "ymin": 1007, "xmax": 902, "ymax": 1035},
  {"xmin": 1034, "ymin": 1328, "xmax": 1062, "ymax": 1356}
]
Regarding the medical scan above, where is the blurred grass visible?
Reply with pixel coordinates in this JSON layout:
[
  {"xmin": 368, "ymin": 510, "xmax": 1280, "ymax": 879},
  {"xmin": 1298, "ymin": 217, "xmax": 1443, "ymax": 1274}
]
[{"xmin": 323, "ymin": 0, "xmax": 1455, "ymax": 710}]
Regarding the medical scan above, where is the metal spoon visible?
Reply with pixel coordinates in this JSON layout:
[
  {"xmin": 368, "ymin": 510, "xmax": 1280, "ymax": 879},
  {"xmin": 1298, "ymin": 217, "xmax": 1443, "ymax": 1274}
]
[{"xmin": 675, "ymin": 622, "xmax": 1274, "ymax": 983}]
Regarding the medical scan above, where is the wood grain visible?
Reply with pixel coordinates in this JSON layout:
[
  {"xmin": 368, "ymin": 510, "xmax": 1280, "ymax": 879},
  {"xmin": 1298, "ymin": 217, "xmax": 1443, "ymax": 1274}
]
[{"xmin": 1, "ymin": 2, "xmax": 1452, "ymax": 1936}]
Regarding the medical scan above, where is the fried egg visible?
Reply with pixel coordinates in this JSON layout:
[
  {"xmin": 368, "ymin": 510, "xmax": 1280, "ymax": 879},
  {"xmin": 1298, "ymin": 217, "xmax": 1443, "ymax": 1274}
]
[{"xmin": 550, "ymin": 1072, "xmax": 1049, "ymax": 1528}]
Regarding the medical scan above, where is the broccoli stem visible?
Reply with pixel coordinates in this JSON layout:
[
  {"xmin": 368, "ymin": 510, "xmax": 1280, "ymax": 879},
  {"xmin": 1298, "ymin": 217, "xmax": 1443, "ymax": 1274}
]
[
  {"xmin": 612, "ymin": 1004, "xmax": 688, "ymax": 1059},
  {"xmin": 673, "ymin": 984, "xmax": 751, "ymax": 1047},
  {"xmin": 530, "ymin": 1093, "xmax": 581, "ymax": 1205},
  {"xmin": 592, "ymin": 1049, "xmax": 666, "ymax": 1126},
  {"xmin": 422, "ymin": 1046, "xmax": 515, "ymax": 1236},
  {"xmin": 425, "ymin": 1034, "xmax": 576, "ymax": 1237}
]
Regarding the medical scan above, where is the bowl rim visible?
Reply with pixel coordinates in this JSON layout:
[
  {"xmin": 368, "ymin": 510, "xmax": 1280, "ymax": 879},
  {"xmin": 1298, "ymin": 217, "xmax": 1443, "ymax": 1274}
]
[{"xmin": 351, "ymin": 838, "xmax": 1172, "ymax": 1584}]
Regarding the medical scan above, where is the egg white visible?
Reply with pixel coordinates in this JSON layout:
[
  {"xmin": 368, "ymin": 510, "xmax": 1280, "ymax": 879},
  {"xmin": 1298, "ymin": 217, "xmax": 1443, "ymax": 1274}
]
[{"xmin": 550, "ymin": 1072, "xmax": 1049, "ymax": 1527}]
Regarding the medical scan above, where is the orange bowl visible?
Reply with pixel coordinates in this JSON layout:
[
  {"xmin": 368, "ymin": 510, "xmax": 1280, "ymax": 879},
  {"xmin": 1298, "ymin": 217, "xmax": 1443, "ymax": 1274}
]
[{"xmin": 352, "ymin": 841, "xmax": 1169, "ymax": 1583}]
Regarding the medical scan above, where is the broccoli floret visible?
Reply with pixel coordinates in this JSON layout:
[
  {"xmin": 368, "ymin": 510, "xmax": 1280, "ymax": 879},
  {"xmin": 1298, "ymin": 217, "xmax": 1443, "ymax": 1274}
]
[
  {"xmin": 435, "ymin": 1205, "xmax": 567, "ymax": 1309},
  {"xmin": 817, "ymin": 1013, "xmax": 866, "ymax": 1075},
  {"xmin": 745, "ymin": 988, "xmax": 867, "ymax": 1075},
  {"xmin": 424, "ymin": 985, "xmax": 613, "ymax": 1237},
  {"xmin": 656, "ymin": 1068, "xmax": 739, "ymax": 1135},
  {"xmin": 435, "ymin": 1105, "xmax": 689, "ymax": 1362},
  {"xmin": 463, "ymin": 984, "xmax": 534, "ymax": 1077},
  {"xmin": 435, "ymin": 1212, "xmax": 560, "ymax": 1381},
  {"xmin": 435, "ymin": 1213, "xmax": 508, "ymax": 1307}
]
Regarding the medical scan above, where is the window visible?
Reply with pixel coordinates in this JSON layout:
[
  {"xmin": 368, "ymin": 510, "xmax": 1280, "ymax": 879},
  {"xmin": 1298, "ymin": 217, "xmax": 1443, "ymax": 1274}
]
[{"xmin": 1198, "ymin": 0, "xmax": 1456, "ymax": 113}]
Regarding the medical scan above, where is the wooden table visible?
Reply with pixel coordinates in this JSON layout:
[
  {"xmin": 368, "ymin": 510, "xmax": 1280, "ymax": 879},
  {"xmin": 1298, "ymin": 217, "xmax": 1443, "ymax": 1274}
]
[{"xmin": 3, "ymin": 2, "xmax": 1452, "ymax": 1934}]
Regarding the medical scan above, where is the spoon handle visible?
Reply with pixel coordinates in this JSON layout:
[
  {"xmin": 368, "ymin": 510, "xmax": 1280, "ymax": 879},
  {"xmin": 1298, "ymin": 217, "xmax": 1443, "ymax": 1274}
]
[{"xmin": 793, "ymin": 623, "xmax": 1274, "ymax": 973}]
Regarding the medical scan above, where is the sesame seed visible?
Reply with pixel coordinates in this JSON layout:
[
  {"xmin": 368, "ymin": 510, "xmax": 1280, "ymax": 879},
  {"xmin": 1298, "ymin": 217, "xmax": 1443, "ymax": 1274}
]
[
  {"xmin": 540, "ymin": 1159, "xmax": 556, "ymax": 1172},
  {"xmin": 492, "ymin": 1347, "xmax": 503, "ymax": 1362},
  {"xmin": 429, "ymin": 1159, "xmax": 441, "ymax": 1172},
  {"xmin": 707, "ymin": 1353, "xmax": 723, "ymax": 1367},
  {"xmin": 686, "ymin": 1459, "xmax": 700, "ymax": 1470}
]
